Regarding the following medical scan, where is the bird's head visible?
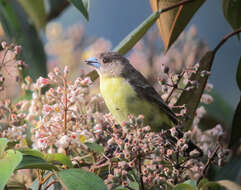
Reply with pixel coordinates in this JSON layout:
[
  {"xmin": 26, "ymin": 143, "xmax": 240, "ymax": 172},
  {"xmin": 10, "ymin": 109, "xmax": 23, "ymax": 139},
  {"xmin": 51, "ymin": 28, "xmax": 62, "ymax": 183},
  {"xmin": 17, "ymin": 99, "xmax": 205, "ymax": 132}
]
[{"xmin": 85, "ymin": 52, "xmax": 129, "ymax": 77}]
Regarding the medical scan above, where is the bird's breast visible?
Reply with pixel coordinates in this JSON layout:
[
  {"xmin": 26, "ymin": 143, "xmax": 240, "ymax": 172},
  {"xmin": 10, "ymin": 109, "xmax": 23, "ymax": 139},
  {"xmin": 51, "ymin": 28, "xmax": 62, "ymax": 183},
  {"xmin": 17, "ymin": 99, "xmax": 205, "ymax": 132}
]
[
  {"xmin": 100, "ymin": 76, "xmax": 136, "ymax": 122},
  {"xmin": 99, "ymin": 76, "xmax": 172, "ymax": 131}
]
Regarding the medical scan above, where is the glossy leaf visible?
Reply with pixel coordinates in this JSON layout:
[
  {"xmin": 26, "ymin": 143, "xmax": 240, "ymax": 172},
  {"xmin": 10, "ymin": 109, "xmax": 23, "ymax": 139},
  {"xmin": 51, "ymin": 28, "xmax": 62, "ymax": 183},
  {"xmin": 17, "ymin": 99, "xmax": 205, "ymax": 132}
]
[
  {"xmin": 217, "ymin": 180, "xmax": 241, "ymax": 190},
  {"xmin": 175, "ymin": 51, "xmax": 215, "ymax": 129},
  {"xmin": 18, "ymin": 0, "xmax": 46, "ymax": 30},
  {"xmin": 183, "ymin": 180, "xmax": 196, "ymax": 189},
  {"xmin": 19, "ymin": 148, "xmax": 44, "ymax": 159},
  {"xmin": 114, "ymin": 10, "xmax": 163, "ymax": 55},
  {"xmin": 44, "ymin": 153, "xmax": 73, "ymax": 168},
  {"xmin": 199, "ymin": 181, "xmax": 221, "ymax": 190},
  {"xmin": 85, "ymin": 142, "xmax": 104, "ymax": 153},
  {"xmin": 0, "ymin": 138, "xmax": 22, "ymax": 190},
  {"xmin": 16, "ymin": 155, "xmax": 58, "ymax": 171},
  {"xmin": 236, "ymin": 57, "xmax": 241, "ymax": 91},
  {"xmin": 56, "ymin": 168, "xmax": 107, "ymax": 190},
  {"xmin": 68, "ymin": 0, "xmax": 89, "ymax": 21},
  {"xmin": 222, "ymin": 0, "xmax": 241, "ymax": 39},
  {"xmin": 0, "ymin": 0, "xmax": 47, "ymax": 80},
  {"xmin": 149, "ymin": 0, "xmax": 205, "ymax": 51}
]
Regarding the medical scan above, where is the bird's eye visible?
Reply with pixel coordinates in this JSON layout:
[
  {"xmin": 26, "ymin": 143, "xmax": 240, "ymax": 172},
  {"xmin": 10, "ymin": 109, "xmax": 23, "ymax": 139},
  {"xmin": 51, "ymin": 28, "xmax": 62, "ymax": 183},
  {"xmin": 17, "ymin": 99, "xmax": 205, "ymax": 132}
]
[{"xmin": 102, "ymin": 57, "xmax": 109, "ymax": 63}]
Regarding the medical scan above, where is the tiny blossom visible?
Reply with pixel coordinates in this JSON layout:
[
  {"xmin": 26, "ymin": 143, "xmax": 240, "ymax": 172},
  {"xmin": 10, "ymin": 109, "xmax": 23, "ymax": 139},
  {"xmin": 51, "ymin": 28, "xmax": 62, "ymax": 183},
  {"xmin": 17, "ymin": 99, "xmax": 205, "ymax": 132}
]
[
  {"xmin": 1, "ymin": 41, "xmax": 7, "ymax": 48},
  {"xmin": 201, "ymin": 94, "xmax": 213, "ymax": 104},
  {"xmin": 56, "ymin": 135, "xmax": 70, "ymax": 148}
]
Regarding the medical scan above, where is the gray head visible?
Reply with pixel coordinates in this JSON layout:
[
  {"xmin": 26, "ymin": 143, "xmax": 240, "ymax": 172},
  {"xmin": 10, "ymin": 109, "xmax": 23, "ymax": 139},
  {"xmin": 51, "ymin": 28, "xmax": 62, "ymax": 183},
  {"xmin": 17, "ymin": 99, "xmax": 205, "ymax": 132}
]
[{"xmin": 85, "ymin": 52, "xmax": 131, "ymax": 77}]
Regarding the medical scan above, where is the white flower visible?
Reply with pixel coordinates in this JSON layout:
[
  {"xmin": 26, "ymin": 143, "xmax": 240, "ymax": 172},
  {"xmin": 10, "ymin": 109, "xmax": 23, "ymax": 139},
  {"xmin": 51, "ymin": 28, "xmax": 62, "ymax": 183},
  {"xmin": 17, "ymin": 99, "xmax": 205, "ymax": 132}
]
[{"xmin": 56, "ymin": 135, "xmax": 70, "ymax": 148}]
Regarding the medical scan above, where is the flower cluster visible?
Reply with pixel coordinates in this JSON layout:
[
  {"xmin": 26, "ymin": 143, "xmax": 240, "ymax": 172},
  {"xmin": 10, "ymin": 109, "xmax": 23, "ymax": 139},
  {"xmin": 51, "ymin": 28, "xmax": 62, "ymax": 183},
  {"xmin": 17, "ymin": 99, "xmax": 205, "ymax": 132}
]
[{"xmin": 0, "ymin": 26, "xmax": 232, "ymax": 189}]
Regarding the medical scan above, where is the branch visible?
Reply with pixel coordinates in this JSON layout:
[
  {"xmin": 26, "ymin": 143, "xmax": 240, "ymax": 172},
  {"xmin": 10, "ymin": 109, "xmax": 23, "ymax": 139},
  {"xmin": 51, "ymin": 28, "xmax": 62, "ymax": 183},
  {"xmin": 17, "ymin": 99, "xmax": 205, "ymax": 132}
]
[
  {"xmin": 213, "ymin": 27, "xmax": 241, "ymax": 55},
  {"xmin": 197, "ymin": 145, "xmax": 219, "ymax": 184}
]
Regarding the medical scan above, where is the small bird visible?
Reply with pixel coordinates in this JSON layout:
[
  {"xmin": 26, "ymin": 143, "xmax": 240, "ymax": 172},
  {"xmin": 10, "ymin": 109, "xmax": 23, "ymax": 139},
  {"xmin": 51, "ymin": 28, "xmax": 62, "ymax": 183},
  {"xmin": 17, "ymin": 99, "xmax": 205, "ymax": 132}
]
[
  {"xmin": 85, "ymin": 52, "xmax": 177, "ymax": 132},
  {"xmin": 85, "ymin": 52, "xmax": 202, "ymax": 156}
]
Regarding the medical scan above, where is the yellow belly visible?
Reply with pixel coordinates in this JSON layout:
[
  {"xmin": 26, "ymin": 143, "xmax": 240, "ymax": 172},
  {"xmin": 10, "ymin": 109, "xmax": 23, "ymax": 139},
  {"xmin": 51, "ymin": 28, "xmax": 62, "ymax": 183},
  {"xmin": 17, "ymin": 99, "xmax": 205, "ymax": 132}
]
[{"xmin": 99, "ymin": 76, "xmax": 172, "ymax": 131}]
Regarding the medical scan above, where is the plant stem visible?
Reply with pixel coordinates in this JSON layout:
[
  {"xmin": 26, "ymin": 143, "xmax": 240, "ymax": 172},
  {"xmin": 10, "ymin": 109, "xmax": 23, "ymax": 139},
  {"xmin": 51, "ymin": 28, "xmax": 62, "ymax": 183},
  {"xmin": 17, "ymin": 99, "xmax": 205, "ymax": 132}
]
[
  {"xmin": 43, "ymin": 180, "xmax": 58, "ymax": 190},
  {"xmin": 213, "ymin": 27, "xmax": 241, "ymax": 55},
  {"xmin": 197, "ymin": 145, "xmax": 219, "ymax": 184},
  {"xmin": 138, "ymin": 156, "xmax": 145, "ymax": 190}
]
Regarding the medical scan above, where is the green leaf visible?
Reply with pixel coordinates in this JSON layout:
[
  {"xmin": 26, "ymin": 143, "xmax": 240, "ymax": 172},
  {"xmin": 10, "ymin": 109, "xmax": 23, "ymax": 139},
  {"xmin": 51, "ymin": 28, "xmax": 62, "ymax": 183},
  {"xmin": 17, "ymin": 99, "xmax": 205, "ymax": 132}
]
[
  {"xmin": 16, "ymin": 155, "xmax": 58, "ymax": 171},
  {"xmin": 67, "ymin": 0, "xmax": 89, "ymax": 21},
  {"xmin": 175, "ymin": 51, "xmax": 215, "ymax": 129},
  {"xmin": 197, "ymin": 178, "xmax": 209, "ymax": 189},
  {"xmin": 222, "ymin": 0, "xmax": 241, "ymax": 39},
  {"xmin": 129, "ymin": 181, "xmax": 139, "ymax": 190},
  {"xmin": 0, "ymin": 148, "xmax": 22, "ymax": 190},
  {"xmin": 183, "ymin": 180, "xmax": 196, "ymax": 189},
  {"xmin": 44, "ymin": 153, "xmax": 73, "ymax": 168},
  {"xmin": 18, "ymin": 0, "xmax": 46, "ymax": 30},
  {"xmin": 213, "ymin": 157, "xmax": 241, "ymax": 183},
  {"xmin": 173, "ymin": 183, "xmax": 194, "ymax": 190},
  {"xmin": 19, "ymin": 148, "xmax": 44, "ymax": 159},
  {"xmin": 236, "ymin": 57, "xmax": 241, "ymax": 91},
  {"xmin": 0, "ymin": 0, "xmax": 47, "ymax": 80},
  {"xmin": 199, "ymin": 181, "xmax": 221, "ymax": 190},
  {"xmin": 229, "ymin": 96, "xmax": 241, "ymax": 147},
  {"xmin": 113, "ymin": 10, "xmax": 162, "ymax": 55},
  {"xmin": 217, "ymin": 180, "xmax": 241, "ymax": 190},
  {"xmin": 56, "ymin": 168, "xmax": 108, "ymax": 190},
  {"xmin": 85, "ymin": 142, "xmax": 104, "ymax": 153}
]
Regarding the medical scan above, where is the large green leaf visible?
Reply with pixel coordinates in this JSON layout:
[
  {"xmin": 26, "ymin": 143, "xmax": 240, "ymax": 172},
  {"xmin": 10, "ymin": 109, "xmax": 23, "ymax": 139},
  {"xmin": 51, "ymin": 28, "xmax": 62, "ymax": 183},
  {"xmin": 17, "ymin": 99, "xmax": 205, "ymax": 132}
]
[
  {"xmin": 44, "ymin": 153, "xmax": 73, "ymax": 168},
  {"xmin": 19, "ymin": 148, "xmax": 44, "ymax": 159},
  {"xmin": 113, "ymin": 10, "xmax": 163, "ymax": 55},
  {"xmin": 0, "ymin": 0, "xmax": 47, "ymax": 80},
  {"xmin": 18, "ymin": 0, "xmax": 46, "ymax": 31},
  {"xmin": 213, "ymin": 158, "xmax": 241, "ymax": 183},
  {"xmin": 223, "ymin": 0, "xmax": 241, "ymax": 39},
  {"xmin": 56, "ymin": 168, "xmax": 108, "ymax": 190},
  {"xmin": 67, "ymin": 0, "xmax": 89, "ymax": 21},
  {"xmin": 0, "ymin": 138, "xmax": 23, "ymax": 190},
  {"xmin": 174, "ymin": 51, "xmax": 215, "ymax": 129},
  {"xmin": 16, "ymin": 155, "xmax": 58, "ymax": 171}
]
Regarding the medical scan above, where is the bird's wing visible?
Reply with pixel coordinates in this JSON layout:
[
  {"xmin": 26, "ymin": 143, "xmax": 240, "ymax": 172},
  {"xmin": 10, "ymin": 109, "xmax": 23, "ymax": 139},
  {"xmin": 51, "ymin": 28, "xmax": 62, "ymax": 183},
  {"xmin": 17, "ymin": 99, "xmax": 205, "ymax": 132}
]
[{"xmin": 122, "ymin": 64, "xmax": 178, "ymax": 125}]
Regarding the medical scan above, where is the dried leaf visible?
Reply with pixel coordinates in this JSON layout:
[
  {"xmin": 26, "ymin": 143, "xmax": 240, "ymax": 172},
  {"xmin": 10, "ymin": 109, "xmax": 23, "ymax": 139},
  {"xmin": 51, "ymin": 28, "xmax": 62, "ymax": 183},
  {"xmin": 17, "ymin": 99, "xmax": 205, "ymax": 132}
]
[{"xmin": 149, "ymin": 0, "xmax": 205, "ymax": 52}]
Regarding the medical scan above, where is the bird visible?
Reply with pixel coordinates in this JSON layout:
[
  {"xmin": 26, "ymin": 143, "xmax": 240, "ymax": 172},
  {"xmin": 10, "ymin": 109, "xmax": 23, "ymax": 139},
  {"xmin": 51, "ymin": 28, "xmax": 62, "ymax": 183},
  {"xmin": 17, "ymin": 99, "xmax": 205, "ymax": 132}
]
[{"xmin": 85, "ymin": 52, "xmax": 202, "ymax": 156}]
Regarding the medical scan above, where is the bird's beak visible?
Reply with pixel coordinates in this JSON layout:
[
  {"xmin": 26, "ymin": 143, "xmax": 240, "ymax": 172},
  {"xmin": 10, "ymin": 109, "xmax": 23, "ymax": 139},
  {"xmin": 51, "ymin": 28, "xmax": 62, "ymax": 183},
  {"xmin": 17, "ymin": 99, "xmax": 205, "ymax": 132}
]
[{"xmin": 85, "ymin": 57, "xmax": 100, "ymax": 68}]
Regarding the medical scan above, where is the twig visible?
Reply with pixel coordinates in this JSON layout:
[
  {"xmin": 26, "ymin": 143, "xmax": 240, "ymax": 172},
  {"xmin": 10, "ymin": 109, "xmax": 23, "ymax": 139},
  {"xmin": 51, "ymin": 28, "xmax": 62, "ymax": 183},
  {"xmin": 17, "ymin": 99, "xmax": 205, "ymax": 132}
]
[
  {"xmin": 63, "ymin": 77, "xmax": 68, "ymax": 133},
  {"xmin": 197, "ymin": 145, "xmax": 219, "ymax": 184},
  {"xmin": 138, "ymin": 156, "xmax": 145, "ymax": 190},
  {"xmin": 213, "ymin": 27, "xmax": 241, "ymax": 55},
  {"xmin": 43, "ymin": 180, "xmax": 58, "ymax": 190}
]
